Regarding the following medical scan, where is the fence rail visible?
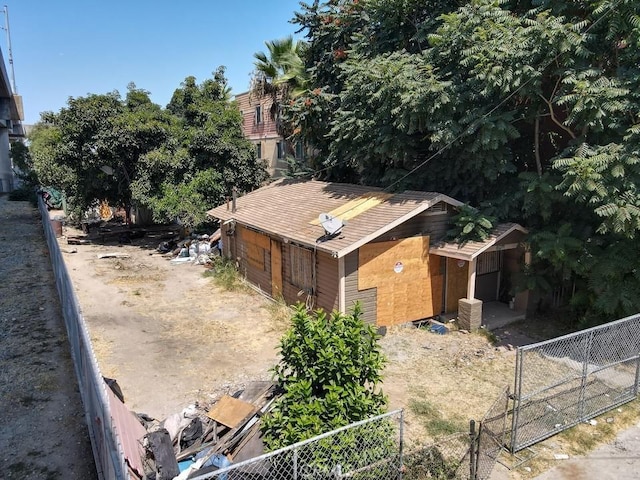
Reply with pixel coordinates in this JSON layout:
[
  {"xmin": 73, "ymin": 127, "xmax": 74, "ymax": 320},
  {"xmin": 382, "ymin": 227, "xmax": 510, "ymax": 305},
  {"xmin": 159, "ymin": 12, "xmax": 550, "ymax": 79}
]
[
  {"xmin": 510, "ymin": 313, "xmax": 640, "ymax": 452},
  {"xmin": 39, "ymin": 199, "xmax": 128, "ymax": 479}
]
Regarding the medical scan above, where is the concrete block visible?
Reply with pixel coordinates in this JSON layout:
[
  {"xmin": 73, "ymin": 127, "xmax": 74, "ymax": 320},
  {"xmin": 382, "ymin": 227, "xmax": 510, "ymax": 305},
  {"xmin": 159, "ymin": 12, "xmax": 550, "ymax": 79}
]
[{"xmin": 458, "ymin": 298, "xmax": 483, "ymax": 331}]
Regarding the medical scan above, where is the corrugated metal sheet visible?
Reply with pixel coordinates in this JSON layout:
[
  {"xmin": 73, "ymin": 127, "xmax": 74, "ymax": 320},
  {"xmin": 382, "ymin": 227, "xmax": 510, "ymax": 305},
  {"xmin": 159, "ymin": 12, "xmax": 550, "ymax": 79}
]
[
  {"xmin": 207, "ymin": 179, "xmax": 464, "ymax": 259},
  {"xmin": 104, "ymin": 383, "xmax": 146, "ymax": 479},
  {"xmin": 430, "ymin": 223, "xmax": 528, "ymax": 261}
]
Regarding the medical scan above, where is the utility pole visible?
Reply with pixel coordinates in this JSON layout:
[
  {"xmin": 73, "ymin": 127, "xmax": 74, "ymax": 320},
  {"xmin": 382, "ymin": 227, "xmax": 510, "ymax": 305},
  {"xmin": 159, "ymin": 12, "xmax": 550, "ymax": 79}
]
[{"xmin": 2, "ymin": 5, "xmax": 16, "ymax": 94}]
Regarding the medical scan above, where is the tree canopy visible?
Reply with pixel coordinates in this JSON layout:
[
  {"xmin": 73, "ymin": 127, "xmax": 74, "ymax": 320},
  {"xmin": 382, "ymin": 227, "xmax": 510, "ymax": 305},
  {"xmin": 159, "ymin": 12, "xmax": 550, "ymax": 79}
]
[
  {"xmin": 275, "ymin": 0, "xmax": 640, "ymax": 323},
  {"xmin": 29, "ymin": 71, "xmax": 268, "ymax": 227}
]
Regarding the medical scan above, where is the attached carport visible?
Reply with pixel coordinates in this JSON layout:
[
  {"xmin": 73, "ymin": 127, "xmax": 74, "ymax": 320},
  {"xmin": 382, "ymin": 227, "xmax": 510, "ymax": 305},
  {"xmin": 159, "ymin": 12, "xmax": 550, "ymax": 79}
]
[{"xmin": 430, "ymin": 223, "xmax": 529, "ymax": 330}]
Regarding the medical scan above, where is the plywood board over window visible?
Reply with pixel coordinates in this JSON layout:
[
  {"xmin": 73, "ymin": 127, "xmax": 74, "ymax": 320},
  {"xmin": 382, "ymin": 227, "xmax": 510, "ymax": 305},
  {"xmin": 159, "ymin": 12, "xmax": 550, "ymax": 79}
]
[
  {"xmin": 358, "ymin": 236, "xmax": 440, "ymax": 326},
  {"xmin": 239, "ymin": 227, "xmax": 270, "ymax": 271}
]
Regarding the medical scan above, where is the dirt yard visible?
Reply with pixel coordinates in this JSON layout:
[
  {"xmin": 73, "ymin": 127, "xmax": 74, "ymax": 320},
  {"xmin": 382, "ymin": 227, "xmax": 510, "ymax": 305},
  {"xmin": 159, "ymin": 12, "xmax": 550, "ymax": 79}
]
[{"xmin": 56, "ymin": 220, "xmax": 640, "ymax": 479}]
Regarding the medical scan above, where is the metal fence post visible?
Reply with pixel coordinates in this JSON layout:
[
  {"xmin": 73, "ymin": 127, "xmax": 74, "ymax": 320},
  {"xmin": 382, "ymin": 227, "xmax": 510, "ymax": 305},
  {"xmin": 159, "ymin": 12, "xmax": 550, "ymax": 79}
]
[
  {"xmin": 634, "ymin": 351, "xmax": 640, "ymax": 397},
  {"xmin": 510, "ymin": 349, "xmax": 523, "ymax": 453},
  {"xmin": 293, "ymin": 447, "xmax": 298, "ymax": 480},
  {"xmin": 398, "ymin": 409, "xmax": 404, "ymax": 480},
  {"xmin": 578, "ymin": 331, "xmax": 594, "ymax": 421},
  {"xmin": 469, "ymin": 420, "xmax": 477, "ymax": 480}
]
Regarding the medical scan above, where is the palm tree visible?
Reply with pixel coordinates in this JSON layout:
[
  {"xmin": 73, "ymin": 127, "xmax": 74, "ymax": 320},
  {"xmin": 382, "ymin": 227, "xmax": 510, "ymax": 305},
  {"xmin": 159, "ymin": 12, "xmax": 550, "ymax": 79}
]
[{"xmin": 252, "ymin": 36, "xmax": 309, "ymax": 131}]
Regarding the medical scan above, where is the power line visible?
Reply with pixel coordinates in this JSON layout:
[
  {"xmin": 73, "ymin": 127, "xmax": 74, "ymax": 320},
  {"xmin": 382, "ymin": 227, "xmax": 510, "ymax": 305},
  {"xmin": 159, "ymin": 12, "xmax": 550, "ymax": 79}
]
[{"xmin": 295, "ymin": 0, "xmax": 624, "ymax": 219}]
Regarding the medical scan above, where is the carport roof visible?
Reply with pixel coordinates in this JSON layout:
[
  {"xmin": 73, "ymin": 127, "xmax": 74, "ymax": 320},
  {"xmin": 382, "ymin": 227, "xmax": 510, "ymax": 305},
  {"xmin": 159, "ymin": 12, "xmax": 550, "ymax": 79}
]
[
  {"xmin": 429, "ymin": 223, "xmax": 528, "ymax": 261},
  {"xmin": 207, "ymin": 179, "xmax": 464, "ymax": 259}
]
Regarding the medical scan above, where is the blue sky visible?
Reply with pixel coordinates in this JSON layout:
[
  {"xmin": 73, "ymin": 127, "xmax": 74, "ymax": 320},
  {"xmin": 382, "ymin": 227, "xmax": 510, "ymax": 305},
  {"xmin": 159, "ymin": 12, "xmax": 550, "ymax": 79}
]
[{"xmin": 5, "ymin": 1, "xmax": 304, "ymax": 124}]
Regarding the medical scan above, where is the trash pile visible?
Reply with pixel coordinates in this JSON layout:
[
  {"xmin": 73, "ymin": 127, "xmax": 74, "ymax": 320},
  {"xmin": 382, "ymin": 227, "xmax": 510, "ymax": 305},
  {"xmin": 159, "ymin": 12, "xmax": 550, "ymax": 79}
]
[
  {"xmin": 136, "ymin": 381, "xmax": 278, "ymax": 480},
  {"xmin": 159, "ymin": 229, "xmax": 222, "ymax": 266},
  {"xmin": 103, "ymin": 378, "xmax": 282, "ymax": 479}
]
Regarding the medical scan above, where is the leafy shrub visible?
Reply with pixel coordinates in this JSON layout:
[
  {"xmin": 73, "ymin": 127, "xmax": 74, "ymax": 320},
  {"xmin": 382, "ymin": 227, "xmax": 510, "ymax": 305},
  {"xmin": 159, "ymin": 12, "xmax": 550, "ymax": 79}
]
[{"xmin": 262, "ymin": 303, "xmax": 388, "ymax": 450}]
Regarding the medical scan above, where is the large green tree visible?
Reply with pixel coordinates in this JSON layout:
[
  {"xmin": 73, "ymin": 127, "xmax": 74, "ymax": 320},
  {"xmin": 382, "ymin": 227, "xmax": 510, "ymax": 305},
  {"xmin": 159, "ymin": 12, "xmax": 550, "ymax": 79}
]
[
  {"xmin": 133, "ymin": 68, "xmax": 268, "ymax": 226},
  {"xmin": 29, "ymin": 69, "xmax": 268, "ymax": 227},
  {"xmin": 283, "ymin": 0, "xmax": 640, "ymax": 323}
]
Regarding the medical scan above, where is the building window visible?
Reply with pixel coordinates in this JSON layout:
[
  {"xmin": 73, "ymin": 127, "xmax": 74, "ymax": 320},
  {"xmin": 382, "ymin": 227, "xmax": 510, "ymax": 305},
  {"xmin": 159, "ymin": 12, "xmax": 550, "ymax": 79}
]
[
  {"xmin": 477, "ymin": 251, "xmax": 502, "ymax": 275},
  {"xmin": 276, "ymin": 141, "xmax": 284, "ymax": 159},
  {"xmin": 256, "ymin": 142, "xmax": 262, "ymax": 159},
  {"xmin": 295, "ymin": 141, "xmax": 304, "ymax": 159},
  {"xmin": 290, "ymin": 244, "xmax": 313, "ymax": 291},
  {"xmin": 255, "ymin": 105, "xmax": 262, "ymax": 124}
]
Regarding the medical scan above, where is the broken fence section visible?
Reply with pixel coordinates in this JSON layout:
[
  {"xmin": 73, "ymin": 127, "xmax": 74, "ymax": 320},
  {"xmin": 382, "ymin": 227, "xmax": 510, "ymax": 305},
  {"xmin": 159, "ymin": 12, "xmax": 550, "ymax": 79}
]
[{"xmin": 510, "ymin": 314, "xmax": 640, "ymax": 452}]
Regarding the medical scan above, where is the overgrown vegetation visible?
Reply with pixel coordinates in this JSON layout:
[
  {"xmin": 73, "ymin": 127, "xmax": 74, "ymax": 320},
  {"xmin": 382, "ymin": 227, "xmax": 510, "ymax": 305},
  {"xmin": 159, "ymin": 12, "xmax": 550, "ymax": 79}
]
[
  {"xmin": 254, "ymin": 0, "xmax": 640, "ymax": 324},
  {"xmin": 202, "ymin": 257, "xmax": 246, "ymax": 292},
  {"xmin": 7, "ymin": 186, "xmax": 37, "ymax": 204}
]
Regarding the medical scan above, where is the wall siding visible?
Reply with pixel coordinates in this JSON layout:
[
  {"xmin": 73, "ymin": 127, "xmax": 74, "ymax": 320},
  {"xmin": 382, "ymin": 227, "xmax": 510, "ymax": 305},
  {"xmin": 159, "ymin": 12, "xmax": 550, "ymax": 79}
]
[
  {"xmin": 372, "ymin": 205, "xmax": 451, "ymax": 244},
  {"xmin": 316, "ymin": 251, "xmax": 339, "ymax": 312},
  {"xmin": 344, "ymin": 251, "xmax": 377, "ymax": 325}
]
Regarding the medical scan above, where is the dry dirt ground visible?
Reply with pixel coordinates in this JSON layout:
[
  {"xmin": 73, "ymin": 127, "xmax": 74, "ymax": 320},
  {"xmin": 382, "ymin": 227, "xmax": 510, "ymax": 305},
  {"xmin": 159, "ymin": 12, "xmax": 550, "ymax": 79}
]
[
  {"xmin": 55, "ymin": 218, "xmax": 640, "ymax": 479},
  {"xmin": 0, "ymin": 196, "xmax": 96, "ymax": 479}
]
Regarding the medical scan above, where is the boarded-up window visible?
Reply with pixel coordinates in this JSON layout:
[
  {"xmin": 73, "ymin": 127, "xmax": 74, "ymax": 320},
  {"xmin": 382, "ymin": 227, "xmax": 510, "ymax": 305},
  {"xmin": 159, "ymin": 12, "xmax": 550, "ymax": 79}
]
[
  {"xmin": 290, "ymin": 244, "xmax": 313, "ymax": 291},
  {"xmin": 238, "ymin": 227, "xmax": 269, "ymax": 271},
  {"xmin": 477, "ymin": 251, "xmax": 501, "ymax": 275}
]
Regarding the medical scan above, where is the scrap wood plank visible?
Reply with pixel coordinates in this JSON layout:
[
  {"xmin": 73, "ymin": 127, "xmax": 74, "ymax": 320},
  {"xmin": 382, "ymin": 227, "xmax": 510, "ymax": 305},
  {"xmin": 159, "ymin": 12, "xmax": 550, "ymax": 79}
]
[
  {"xmin": 97, "ymin": 252, "xmax": 131, "ymax": 259},
  {"xmin": 206, "ymin": 395, "xmax": 257, "ymax": 429},
  {"xmin": 212, "ymin": 395, "xmax": 278, "ymax": 456},
  {"xmin": 67, "ymin": 237, "xmax": 91, "ymax": 245}
]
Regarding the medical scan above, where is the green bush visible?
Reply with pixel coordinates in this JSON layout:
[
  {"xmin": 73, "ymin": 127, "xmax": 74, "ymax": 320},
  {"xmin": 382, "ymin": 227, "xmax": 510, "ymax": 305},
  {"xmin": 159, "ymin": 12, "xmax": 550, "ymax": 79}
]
[{"xmin": 262, "ymin": 303, "xmax": 388, "ymax": 450}]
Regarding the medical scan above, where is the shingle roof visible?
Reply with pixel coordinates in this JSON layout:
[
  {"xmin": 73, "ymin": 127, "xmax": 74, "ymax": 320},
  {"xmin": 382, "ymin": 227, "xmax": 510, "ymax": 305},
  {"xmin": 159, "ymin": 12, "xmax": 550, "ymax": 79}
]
[
  {"xmin": 429, "ymin": 222, "xmax": 528, "ymax": 261},
  {"xmin": 207, "ymin": 179, "xmax": 464, "ymax": 258}
]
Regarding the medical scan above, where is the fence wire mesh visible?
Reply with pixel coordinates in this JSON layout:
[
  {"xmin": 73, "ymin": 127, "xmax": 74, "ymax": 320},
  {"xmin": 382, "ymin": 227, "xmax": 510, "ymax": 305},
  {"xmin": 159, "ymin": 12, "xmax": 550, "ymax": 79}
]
[
  {"xmin": 403, "ymin": 432, "xmax": 472, "ymax": 480},
  {"xmin": 191, "ymin": 410, "xmax": 403, "ymax": 480},
  {"xmin": 39, "ymin": 199, "xmax": 128, "ymax": 480},
  {"xmin": 510, "ymin": 314, "xmax": 640, "ymax": 452},
  {"xmin": 476, "ymin": 387, "xmax": 509, "ymax": 480}
]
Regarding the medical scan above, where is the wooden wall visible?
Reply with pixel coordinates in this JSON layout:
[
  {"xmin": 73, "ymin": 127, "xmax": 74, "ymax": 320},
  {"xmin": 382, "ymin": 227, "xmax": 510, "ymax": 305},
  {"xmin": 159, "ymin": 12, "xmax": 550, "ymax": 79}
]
[
  {"xmin": 446, "ymin": 257, "xmax": 468, "ymax": 313},
  {"xmin": 358, "ymin": 236, "xmax": 441, "ymax": 326},
  {"xmin": 372, "ymin": 204, "xmax": 452, "ymax": 244},
  {"xmin": 315, "ymin": 251, "xmax": 339, "ymax": 312}
]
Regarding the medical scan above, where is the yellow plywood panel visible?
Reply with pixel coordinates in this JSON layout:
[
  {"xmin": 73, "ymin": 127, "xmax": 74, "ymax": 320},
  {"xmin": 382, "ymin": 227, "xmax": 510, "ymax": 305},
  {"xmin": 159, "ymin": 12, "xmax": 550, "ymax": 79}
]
[
  {"xmin": 309, "ymin": 193, "xmax": 393, "ymax": 225},
  {"xmin": 206, "ymin": 395, "xmax": 257, "ymax": 429},
  {"xmin": 446, "ymin": 257, "xmax": 469, "ymax": 313},
  {"xmin": 271, "ymin": 239, "xmax": 283, "ymax": 297},
  {"xmin": 358, "ymin": 236, "xmax": 437, "ymax": 326}
]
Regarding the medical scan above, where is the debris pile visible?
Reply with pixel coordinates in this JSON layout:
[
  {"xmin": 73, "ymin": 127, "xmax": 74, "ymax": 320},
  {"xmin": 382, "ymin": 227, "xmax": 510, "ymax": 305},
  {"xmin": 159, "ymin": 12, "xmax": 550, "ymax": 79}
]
[
  {"xmin": 163, "ymin": 229, "xmax": 222, "ymax": 266},
  {"xmin": 138, "ymin": 381, "xmax": 278, "ymax": 480}
]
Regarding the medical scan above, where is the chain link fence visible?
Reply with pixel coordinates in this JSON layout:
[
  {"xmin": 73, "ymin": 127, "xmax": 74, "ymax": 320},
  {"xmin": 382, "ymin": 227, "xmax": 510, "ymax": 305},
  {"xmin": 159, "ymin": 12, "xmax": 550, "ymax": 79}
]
[
  {"xmin": 475, "ymin": 386, "xmax": 509, "ymax": 480},
  {"xmin": 510, "ymin": 314, "xmax": 640, "ymax": 452},
  {"xmin": 39, "ymin": 198, "xmax": 129, "ymax": 480},
  {"xmin": 191, "ymin": 410, "xmax": 403, "ymax": 480},
  {"xmin": 403, "ymin": 431, "xmax": 473, "ymax": 480}
]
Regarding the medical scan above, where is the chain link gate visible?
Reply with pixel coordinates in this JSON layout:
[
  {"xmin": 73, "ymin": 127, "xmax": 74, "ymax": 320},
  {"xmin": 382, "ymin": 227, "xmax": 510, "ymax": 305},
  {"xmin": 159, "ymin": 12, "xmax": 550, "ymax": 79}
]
[
  {"xmin": 510, "ymin": 314, "xmax": 640, "ymax": 452},
  {"xmin": 474, "ymin": 387, "xmax": 510, "ymax": 480}
]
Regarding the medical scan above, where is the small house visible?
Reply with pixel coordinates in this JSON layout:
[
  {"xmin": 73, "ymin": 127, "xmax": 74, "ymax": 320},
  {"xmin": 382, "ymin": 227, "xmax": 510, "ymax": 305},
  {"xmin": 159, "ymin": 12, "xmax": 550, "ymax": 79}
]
[{"xmin": 207, "ymin": 179, "xmax": 528, "ymax": 329}]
